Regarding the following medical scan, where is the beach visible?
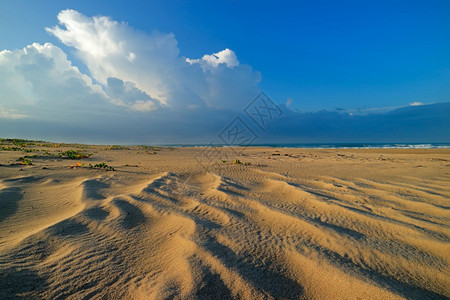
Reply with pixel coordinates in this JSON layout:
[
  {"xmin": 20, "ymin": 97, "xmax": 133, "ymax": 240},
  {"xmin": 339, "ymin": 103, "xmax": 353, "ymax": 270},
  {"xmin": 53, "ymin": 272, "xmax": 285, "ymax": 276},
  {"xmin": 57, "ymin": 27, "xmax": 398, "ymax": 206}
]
[{"xmin": 0, "ymin": 143, "xmax": 449, "ymax": 299}]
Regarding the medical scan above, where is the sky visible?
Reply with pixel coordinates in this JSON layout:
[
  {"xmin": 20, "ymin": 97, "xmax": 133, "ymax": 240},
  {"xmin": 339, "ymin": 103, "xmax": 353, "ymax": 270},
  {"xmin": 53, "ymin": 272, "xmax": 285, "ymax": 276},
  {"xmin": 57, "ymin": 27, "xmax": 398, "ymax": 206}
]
[{"xmin": 0, "ymin": 0, "xmax": 449, "ymax": 144}]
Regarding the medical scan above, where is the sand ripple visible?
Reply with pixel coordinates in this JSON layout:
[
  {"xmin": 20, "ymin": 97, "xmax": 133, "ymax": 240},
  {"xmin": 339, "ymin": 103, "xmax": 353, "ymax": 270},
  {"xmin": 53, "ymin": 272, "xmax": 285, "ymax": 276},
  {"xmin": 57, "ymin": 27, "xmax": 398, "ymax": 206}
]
[{"xmin": 0, "ymin": 148, "xmax": 449, "ymax": 299}]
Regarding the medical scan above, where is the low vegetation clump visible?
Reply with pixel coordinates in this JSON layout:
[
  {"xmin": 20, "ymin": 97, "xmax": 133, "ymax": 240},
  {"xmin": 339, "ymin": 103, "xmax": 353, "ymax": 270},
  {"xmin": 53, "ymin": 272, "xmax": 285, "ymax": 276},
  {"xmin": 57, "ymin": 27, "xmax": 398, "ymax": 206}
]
[
  {"xmin": 106, "ymin": 145, "xmax": 130, "ymax": 151},
  {"xmin": 58, "ymin": 150, "xmax": 92, "ymax": 159},
  {"xmin": 2, "ymin": 138, "xmax": 38, "ymax": 147},
  {"xmin": 1, "ymin": 146, "xmax": 37, "ymax": 152},
  {"xmin": 89, "ymin": 162, "xmax": 115, "ymax": 171},
  {"xmin": 0, "ymin": 139, "xmax": 93, "ymax": 159},
  {"xmin": 17, "ymin": 157, "xmax": 32, "ymax": 165},
  {"xmin": 1, "ymin": 146, "xmax": 23, "ymax": 151},
  {"xmin": 230, "ymin": 159, "xmax": 251, "ymax": 165}
]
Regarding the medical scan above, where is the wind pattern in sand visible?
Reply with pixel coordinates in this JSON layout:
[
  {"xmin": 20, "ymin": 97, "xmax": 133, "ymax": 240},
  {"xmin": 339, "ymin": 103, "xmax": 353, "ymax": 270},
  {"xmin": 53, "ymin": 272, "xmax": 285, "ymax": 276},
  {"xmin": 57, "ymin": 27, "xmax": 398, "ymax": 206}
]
[{"xmin": 0, "ymin": 147, "xmax": 449, "ymax": 299}]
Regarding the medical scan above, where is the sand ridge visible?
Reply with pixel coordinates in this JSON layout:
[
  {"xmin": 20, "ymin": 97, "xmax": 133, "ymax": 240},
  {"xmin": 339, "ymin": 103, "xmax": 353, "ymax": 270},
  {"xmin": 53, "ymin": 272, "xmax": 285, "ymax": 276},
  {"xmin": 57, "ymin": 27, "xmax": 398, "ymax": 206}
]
[{"xmin": 0, "ymin": 145, "xmax": 449, "ymax": 299}]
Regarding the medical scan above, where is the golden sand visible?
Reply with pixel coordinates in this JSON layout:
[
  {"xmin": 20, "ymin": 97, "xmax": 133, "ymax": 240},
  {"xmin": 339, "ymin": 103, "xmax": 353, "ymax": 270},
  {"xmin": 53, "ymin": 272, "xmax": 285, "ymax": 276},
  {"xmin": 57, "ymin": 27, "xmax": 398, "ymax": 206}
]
[{"xmin": 0, "ymin": 145, "xmax": 449, "ymax": 299}]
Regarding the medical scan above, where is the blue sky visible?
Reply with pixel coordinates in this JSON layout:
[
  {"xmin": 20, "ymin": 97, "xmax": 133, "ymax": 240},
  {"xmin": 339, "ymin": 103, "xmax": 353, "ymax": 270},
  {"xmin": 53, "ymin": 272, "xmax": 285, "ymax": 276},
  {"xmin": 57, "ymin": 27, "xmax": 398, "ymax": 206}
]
[{"xmin": 0, "ymin": 1, "xmax": 449, "ymax": 143}]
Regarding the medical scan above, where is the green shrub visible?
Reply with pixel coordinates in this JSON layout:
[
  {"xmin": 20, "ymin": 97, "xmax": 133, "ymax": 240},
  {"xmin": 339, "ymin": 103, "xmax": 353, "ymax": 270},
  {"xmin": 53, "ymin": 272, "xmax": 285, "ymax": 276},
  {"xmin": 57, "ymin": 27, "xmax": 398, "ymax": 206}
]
[
  {"xmin": 17, "ymin": 157, "xmax": 32, "ymax": 165},
  {"xmin": 89, "ymin": 162, "xmax": 115, "ymax": 171},
  {"xmin": 58, "ymin": 150, "xmax": 92, "ymax": 159}
]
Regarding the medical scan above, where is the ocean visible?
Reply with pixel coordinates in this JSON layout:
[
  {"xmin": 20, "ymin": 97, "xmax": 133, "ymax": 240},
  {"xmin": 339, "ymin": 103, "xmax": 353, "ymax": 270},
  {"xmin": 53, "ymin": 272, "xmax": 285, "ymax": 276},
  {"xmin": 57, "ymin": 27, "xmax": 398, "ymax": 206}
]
[{"xmin": 164, "ymin": 143, "xmax": 450, "ymax": 149}]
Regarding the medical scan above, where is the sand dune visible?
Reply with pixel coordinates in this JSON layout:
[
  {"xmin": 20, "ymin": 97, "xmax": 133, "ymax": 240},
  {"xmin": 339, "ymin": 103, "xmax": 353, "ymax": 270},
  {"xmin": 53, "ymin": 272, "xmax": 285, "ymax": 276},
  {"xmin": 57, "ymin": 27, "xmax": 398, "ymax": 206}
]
[{"xmin": 0, "ymin": 145, "xmax": 449, "ymax": 299}]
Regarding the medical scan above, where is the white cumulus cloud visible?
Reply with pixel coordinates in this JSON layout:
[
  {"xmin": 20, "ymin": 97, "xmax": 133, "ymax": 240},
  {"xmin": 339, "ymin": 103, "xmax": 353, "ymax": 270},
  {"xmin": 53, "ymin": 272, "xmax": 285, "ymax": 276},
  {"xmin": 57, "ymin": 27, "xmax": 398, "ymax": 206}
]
[
  {"xmin": 186, "ymin": 48, "xmax": 239, "ymax": 71},
  {"xmin": 46, "ymin": 9, "xmax": 179, "ymax": 105},
  {"xmin": 46, "ymin": 9, "xmax": 261, "ymax": 109},
  {"xmin": 0, "ymin": 42, "xmax": 108, "ymax": 120}
]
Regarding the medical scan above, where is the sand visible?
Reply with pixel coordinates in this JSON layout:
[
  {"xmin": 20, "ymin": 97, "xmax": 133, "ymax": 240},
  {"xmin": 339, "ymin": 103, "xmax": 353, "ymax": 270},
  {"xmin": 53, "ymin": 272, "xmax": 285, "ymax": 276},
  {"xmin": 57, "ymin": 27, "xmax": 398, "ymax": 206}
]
[{"xmin": 0, "ymin": 142, "xmax": 449, "ymax": 299}]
